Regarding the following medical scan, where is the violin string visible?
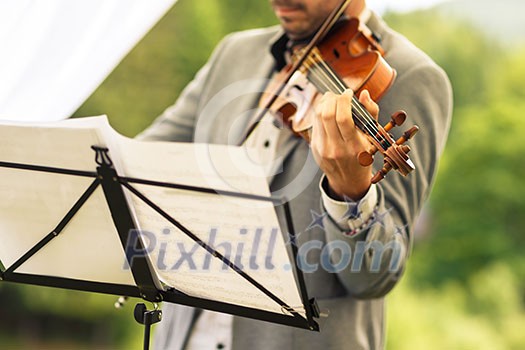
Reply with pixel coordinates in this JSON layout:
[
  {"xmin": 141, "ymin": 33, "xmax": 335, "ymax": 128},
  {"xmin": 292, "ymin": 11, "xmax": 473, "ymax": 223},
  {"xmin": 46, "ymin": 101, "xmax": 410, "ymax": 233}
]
[
  {"xmin": 308, "ymin": 54, "xmax": 347, "ymax": 94},
  {"xmin": 307, "ymin": 65, "xmax": 372, "ymax": 133},
  {"xmin": 306, "ymin": 52, "xmax": 381, "ymax": 135},
  {"xmin": 305, "ymin": 55, "xmax": 370, "ymax": 129},
  {"xmin": 306, "ymin": 64, "xmax": 382, "ymax": 145},
  {"xmin": 305, "ymin": 53, "xmax": 392, "ymax": 148},
  {"xmin": 304, "ymin": 55, "xmax": 384, "ymax": 145},
  {"xmin": 310, "ymin": 53, "xmax": 382, "ymax": 134}
]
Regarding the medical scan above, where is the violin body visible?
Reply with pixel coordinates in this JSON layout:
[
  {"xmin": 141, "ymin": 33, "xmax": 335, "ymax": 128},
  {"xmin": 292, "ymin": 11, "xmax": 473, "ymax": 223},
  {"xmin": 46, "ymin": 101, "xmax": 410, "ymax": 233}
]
[
  {"xmin": 261, "ymin": 17, "xmax": 396, "ymax": 138},
  {"xmin": 317, "ymin": 18, "xmax": 395, "ymax": 102}
]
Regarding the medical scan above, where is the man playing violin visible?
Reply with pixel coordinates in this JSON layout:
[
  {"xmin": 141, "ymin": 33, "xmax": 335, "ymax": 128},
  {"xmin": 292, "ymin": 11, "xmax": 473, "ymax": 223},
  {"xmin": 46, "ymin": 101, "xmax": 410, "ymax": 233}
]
[{"xmin": 140, "ymin": 0, "xmax": 452, "ymax": 349}]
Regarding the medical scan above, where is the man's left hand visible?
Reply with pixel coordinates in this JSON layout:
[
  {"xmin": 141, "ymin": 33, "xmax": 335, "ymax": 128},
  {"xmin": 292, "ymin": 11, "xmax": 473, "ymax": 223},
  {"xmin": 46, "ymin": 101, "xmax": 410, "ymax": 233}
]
[{"xmin": 310, "ymin": 89, "xmax": 379, "ymax": 200}]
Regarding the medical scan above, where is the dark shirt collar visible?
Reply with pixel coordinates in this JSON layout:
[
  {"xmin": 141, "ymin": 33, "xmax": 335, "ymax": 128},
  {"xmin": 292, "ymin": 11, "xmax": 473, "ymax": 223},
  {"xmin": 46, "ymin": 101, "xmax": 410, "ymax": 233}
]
[{"xmin": 269, "ymin": 30, "xmax": 290, "ymax": 71}]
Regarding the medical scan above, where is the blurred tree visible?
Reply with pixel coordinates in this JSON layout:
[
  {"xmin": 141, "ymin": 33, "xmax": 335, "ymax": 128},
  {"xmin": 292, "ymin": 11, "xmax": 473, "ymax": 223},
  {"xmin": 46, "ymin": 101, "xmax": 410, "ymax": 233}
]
[
  {"xmin": 0, "ymin": 283, "xmax": 140, "ymax": 349},
  {"xmin": 410, "ymin": 77, "xmax": 525, "ymax": 286},
  {"xmin": 385, "ymin": 10, "xmax": 503, "ymax": 110},
  {"xmin": 385, "ymin": 10, "xmax": 525, "ymax": 350}
]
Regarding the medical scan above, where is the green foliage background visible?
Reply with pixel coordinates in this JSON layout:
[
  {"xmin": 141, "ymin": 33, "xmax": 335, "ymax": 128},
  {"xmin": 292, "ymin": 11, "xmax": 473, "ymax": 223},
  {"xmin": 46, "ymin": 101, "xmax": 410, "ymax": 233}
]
[{"xmin": 1, "ymin": 1, "xmax": 524, "ymax": 349}]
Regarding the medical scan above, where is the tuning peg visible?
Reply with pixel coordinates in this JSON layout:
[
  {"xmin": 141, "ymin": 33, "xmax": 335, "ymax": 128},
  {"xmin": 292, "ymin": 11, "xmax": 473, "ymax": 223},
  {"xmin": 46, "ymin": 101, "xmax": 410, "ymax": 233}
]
[
  {"xmin": 358, "ymin": 146, "xmax": 377, "ymax": 166},
  {"xmin": 384, "ymin": 110, "xmax": 407, "ymax": 132},
  {"xmin": 371, "ymin": 162, "xmax": 393, "ymax": 184},
  {"xmin": 396, "ymin": 126, "xmax": 419, "ymax": 145}
]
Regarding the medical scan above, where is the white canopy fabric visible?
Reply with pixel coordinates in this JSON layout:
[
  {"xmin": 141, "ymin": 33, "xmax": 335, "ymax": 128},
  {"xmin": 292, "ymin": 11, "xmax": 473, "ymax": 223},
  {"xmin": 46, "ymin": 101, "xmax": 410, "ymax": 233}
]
[{"xmin": 0, "ymin": 0, "xmax": 177, "ymax": 122}]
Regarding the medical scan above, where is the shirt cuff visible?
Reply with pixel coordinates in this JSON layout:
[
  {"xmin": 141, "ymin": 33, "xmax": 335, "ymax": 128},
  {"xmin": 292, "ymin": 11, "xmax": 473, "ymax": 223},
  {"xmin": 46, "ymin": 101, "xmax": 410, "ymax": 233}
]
[{"xmin": 320, "ymin": 175, "xmax": 378, "ymax": 234}]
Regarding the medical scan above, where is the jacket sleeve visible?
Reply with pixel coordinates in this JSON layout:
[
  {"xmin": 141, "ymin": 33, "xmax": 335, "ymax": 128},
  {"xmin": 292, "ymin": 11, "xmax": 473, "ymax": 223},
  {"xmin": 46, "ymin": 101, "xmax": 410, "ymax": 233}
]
[{"xmin": 322, "ymin": 62, "xmax": 453, "ymax": 298}]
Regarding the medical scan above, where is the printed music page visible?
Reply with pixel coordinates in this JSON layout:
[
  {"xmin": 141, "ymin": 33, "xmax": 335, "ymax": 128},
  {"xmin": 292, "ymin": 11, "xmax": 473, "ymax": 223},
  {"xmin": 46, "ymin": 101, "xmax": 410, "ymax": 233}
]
[
  {"xmin": 0, "ymin": 116, "xmax": 135, "ymax": 286},
  {"xmin": 114, "ymin": 134, "xmax": 305, "ymax": 317}
]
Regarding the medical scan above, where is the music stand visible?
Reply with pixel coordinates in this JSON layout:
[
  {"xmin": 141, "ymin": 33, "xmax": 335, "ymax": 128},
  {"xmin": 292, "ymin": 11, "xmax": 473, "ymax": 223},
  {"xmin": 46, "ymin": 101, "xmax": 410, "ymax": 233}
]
[{"xmin": 0, "ymin": 144, "xmax": 320, "ymax": 350}]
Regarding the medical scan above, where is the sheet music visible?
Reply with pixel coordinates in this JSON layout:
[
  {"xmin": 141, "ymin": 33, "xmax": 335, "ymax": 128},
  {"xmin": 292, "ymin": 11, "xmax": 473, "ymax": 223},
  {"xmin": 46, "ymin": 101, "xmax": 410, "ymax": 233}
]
[
  {"xmin": 0, "ymin": 116, "xmax": 305, "ymax": 317},
  {"xmin": 114, "ymin": 135, "xmax": 305, "ymax": 316},
  {"xmin": 0, "ymin": 116, "xmax": 135, "ymax": 285}
]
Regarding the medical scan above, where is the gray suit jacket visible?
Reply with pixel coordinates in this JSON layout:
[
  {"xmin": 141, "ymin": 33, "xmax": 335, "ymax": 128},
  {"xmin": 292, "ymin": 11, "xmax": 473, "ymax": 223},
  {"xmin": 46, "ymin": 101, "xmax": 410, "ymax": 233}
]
[{"xmin": 140, "ymin": 13, "xmax": 452, "ymax": 350}]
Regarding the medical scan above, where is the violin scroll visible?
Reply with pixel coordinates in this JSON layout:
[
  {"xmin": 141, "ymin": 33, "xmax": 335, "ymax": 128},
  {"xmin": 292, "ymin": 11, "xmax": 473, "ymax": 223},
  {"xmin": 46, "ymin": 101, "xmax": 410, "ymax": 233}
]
[{"xmin": 357, "ymin": 110, "xmax": 419, "ymax": 183}]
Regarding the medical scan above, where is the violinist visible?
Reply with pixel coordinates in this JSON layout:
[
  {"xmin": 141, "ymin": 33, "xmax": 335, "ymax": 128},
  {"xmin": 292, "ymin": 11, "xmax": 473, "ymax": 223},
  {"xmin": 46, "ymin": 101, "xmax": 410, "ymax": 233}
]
[{"xmin": 139, "ymin": 0, "xmax": 453, "ymax": 349}]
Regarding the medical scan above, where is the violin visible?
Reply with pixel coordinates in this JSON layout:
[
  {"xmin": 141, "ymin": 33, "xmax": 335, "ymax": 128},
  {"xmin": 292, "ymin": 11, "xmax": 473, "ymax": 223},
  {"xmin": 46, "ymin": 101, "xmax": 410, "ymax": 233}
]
[{"xmin": 242, "ymin": 0, "xmax": 418, "ymax": 184}]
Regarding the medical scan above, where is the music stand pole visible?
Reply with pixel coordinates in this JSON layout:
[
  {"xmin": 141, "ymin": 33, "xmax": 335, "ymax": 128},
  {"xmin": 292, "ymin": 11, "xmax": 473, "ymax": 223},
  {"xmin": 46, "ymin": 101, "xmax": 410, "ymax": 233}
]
[{"xmin": 134, "ymin": 303, "xmax": 162, "ymax": 350}]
